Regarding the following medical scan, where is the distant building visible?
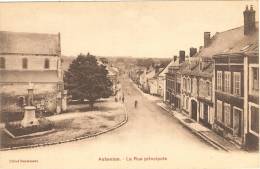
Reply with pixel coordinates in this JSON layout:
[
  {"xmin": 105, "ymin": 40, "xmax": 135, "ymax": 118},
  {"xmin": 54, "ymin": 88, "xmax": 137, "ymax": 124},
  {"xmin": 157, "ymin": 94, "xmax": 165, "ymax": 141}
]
[
  {"xmin": 107, "ymin": 66, "xmax": 119, "ymax": 95},
  {"xmin": 147, "ymin": 67, "xmax": 164, "ymax": 96},
  {"xmin": 0, "ymin": 31, "xmax": 67, "ymax": 117},
  {"xmin": 161, "ymin": 56, "xmax": 179, "ymax": 102}
]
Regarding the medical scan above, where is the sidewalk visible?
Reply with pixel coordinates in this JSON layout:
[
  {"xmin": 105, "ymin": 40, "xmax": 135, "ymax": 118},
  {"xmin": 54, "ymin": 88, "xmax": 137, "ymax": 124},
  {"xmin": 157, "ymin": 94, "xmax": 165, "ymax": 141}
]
[{"xmin": 157, "ymin": 102, "xmax": 241, "ymax": 152}]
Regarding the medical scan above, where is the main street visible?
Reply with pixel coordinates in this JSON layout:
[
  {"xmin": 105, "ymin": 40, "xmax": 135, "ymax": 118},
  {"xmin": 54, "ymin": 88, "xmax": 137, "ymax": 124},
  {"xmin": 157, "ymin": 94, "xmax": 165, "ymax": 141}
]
[{"xmin": 0, "ymin": 75, "xmax": 258, "ymax": 169}]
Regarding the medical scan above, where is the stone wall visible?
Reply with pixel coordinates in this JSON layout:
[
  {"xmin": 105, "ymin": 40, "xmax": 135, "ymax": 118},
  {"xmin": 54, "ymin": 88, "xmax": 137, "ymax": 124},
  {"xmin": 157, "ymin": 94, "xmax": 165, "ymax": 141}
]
[
  {"xmin": 0, "ymin": 54, "xmax": 59, "ymax": 70},
  {"xmin": 0, "ymin": 83, "xmax": 59, "ymax": 114}
]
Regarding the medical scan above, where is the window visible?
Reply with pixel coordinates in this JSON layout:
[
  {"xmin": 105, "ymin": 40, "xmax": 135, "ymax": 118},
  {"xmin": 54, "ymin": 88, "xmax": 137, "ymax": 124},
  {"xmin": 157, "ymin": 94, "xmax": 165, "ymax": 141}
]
[
  {"xmin": 250, "ymin": 105, "xmax": 259, "ymax": 135},
  {"xmin": 183, "ymin": 96, "xmax": 185, "ymax": 108},
  {"xmin": 22, "ymin": 58, "xmax": 28, "ymax": 69},
  {"xmin": 186, "ymin": 98, "xmax": 189, "ymax": 110},
  {"xmin": 183, "ymin": 78, "xmax": 186, "ymax": 91},
  {"xmin": 217, "ymin": 71, "xmax": 222, "ymax": 90},
  {"xmin": 224, "ymin": 72, "xmax": 231, "ymax": 93},
  {"xmin": 206, "ymin": 81, "xmax": 211, "ymax": 97},
  {"xmin": 176, "ymin": 83, "xmax": 181, "ymax": 94},
  {"xmin": 0, "ymin": 57, "xmax": 5, "ymax": 69},
  {"xmin": 217, "ymin": 100, "xmax": 223, "ymax": 122},
  {"xmin": 233, "ymin": 72, "xmax": 241, "ymax": 96},
  {"xmin": 192, "ymin": 78, "xmax": 197, "ymax": 95},
  {"xmin": 224, "ymin": 103, "xmax": 231, "ymax": 127},
  {"xmin": 187, "ymin": 78, "xmax": 191, "ymax": 92},
  {"xmin": 44, "ymin": 58, "xmax": 50, "ymax": 69},
  {"xmin": 200, "ymin": 103, "xmax": 203, "ymax": 118},
  {"xmin": 199, "ymin": 79, "xmax": 203, "ymax": 96},
  {"xmin": 252, "ymin": 68, "xmax": 259, "ymax": 91}
]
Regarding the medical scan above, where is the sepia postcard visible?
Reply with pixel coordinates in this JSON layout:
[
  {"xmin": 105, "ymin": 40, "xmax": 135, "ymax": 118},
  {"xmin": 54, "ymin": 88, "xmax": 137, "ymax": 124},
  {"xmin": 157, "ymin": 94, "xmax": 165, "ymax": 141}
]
[{"xmin": 0, "ymin": 1, "xmax": 259, "ymax": 169}]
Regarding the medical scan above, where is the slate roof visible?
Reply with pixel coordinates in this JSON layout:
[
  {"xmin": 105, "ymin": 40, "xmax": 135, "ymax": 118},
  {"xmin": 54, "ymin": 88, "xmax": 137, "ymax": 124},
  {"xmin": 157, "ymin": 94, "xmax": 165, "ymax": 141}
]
[
  {"xmin": 199, "ymin": 24, "xmax": 258, "ymax": 58},
  {"xmin": 0, "ymin": 31, "xmax": 60, "ymax": 55},
  {"xmin": 0, "ymin": 70, "xmax": 60, "ymax": 83},
  {"xmin": 159, "ymin": 58, "xmax": 180, "ymax": 77},
  {"xmin": 180, "ymin": 24, "xmax": 258, "ymax": 78}
]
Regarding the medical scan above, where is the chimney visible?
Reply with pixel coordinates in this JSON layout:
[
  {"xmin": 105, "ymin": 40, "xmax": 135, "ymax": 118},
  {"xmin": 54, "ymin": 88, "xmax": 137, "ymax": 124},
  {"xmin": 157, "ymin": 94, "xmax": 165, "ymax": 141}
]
[
  {"xmin": 173, "ymin": 55, "xmax": 177, "ymax": 62},
  {"xmin": 190, "ymin": 47, "xmax": 197, "ymax": 57},
  {"xmin": 204, "ymin": 32, "xmax": 211, "ymax": 47},
  {"xmin": 179, "ymin": 50, "xmax": 185, "ymax": 64},
  {"xmin": 244, "ymin": 5, "xmax": 256, "ymax": 35}
]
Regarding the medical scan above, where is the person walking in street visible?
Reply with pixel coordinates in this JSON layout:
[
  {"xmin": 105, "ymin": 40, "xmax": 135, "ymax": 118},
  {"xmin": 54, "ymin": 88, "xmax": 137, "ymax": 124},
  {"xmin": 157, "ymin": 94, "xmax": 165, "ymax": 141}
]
[{"xmin": 134, "ymin": 100, "xmax": 138, "ymax": 108}]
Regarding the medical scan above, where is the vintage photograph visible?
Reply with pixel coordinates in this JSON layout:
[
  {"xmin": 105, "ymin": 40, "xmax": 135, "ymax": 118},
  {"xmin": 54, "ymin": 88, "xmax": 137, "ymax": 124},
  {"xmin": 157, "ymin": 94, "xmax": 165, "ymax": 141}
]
[{"xmin": 0, "ymin": 1, "xmax": 259, "ymax": 169}]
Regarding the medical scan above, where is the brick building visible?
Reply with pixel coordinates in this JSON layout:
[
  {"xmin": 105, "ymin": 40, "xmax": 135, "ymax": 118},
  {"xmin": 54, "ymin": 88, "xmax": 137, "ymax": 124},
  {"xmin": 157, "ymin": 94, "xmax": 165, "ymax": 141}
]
[
  {"xmin": 0, "ymin": 31, "xmax": 67, "ymax": 117},
  {"xmin": 164, "ymin": 5, "xmax": 259, "ymax": 149},
  {"xmin": 212, "ymin": 6, "xmax": 258, "ymax": 148}
]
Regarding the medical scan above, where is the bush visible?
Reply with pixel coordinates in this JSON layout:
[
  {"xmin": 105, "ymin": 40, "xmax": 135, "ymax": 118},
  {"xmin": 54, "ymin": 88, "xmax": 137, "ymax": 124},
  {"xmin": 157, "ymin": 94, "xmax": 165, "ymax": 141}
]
[{"xmin": 5, "ymin": 118, "xmax": 54, "ymax": 137}]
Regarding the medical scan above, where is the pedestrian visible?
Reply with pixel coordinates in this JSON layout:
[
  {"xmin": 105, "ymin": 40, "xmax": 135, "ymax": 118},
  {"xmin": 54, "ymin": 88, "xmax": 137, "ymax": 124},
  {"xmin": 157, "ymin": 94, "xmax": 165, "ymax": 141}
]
[{"xmin": 134, "ymin": 100, "xmax": 138, "ymax": 108}]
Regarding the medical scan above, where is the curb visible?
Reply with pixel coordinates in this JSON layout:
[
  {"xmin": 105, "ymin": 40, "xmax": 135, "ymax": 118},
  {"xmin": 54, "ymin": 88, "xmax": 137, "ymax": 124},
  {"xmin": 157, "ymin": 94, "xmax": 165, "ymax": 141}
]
[
  {"xmin": 157, "ymin": 103, "xmax": 229, "ymax": 152},
  {"xmin": 0, "ymin": 103, "xmax": 128, "ymax": 151}
]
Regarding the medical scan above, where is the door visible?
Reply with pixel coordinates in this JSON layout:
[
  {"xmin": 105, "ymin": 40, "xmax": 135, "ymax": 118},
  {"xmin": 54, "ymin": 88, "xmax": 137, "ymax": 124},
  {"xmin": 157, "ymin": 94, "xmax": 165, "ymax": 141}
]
[
  {"xmin": 191, "ymin": 100, "xmax": 197, "ymax": 121},
  {"xmin": 203, "ymin": 104, "xmax": 209, "ymax": 123},
  {"xmin": 233, "ymin": 108, "xmax": 242, "ymax": 137},
  {"xmin": 233, "ymin": 108, "xmax": 241, "ymax": 137}
]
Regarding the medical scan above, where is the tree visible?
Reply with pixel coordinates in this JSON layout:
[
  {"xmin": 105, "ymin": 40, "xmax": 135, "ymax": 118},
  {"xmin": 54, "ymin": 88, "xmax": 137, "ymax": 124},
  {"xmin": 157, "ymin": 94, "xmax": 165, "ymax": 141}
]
[
  {"xmin": 136, "ymin": 58, "xmax": 154, "ymax": 69},
  {"xmin": 64, "ymin": 53, "xmax": 113, "ymax": 109}
]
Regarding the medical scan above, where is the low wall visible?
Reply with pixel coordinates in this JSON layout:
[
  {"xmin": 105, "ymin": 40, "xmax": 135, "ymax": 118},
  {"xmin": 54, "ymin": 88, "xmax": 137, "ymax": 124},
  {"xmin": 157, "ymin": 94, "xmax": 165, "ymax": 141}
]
[{"xmin": 0, "ymin": 83, "xmax": 59, "ymax": 116}]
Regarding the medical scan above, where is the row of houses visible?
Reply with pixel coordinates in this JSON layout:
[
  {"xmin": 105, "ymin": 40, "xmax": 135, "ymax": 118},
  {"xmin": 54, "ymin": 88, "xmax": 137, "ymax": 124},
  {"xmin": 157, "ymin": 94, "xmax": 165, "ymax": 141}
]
[
  {"xmin": 164, "ymin": 5, "xmax": 258, "ymax": 149},
  {"xmin": 129, "ymin": 64, "xmax": 165, "ymax": 97}
]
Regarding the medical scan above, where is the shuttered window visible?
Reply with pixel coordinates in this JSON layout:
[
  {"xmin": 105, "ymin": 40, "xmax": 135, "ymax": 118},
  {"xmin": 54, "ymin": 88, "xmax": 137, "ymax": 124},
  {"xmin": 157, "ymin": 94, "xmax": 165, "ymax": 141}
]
[
  {"xmin": 224, "ymin": 72, "xmax": 231, "ymax": 93},
  {"xmin": 233, "ymin": 72, "xmax": 241, "ymax": 96},
  {"xmin": 217, "ymin": 71, "xmax": 222, "ymax": 91},
  {"xmin": 217, "ymin": 100, "xmax": 223, "ymax": 122},
  {"xmin": 252, "ymin": 68, "xmax": 259, "ymax": 91}
]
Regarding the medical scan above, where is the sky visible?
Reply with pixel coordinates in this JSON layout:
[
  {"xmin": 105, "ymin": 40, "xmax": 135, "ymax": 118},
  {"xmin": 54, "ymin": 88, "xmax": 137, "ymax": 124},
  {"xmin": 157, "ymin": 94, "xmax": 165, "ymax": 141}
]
[{"xmin": 0, "ymin": 1, "xmax": 258, "ymax": 58}]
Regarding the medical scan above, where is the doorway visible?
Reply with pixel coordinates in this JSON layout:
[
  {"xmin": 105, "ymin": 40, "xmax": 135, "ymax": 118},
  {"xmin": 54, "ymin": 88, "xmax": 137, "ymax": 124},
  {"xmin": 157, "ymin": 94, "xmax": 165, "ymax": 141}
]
[
  {"xmin": 203, "ymin": 104, "xmax": 209, "ymax": 123},
  {"xmin": 191, "ymin": 100, "xmax": 197, "ymax": 121},
  {"xmin": 233, "ymin": 108, "xmax": 242, "ymax": 137}
]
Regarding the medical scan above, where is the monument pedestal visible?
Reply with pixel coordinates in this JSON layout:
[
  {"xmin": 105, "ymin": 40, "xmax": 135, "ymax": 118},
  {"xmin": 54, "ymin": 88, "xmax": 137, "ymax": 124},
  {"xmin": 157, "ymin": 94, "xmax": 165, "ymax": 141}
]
[{"xmin": 21, "ymin": 106, "xmax": 39, "ymax": 127}]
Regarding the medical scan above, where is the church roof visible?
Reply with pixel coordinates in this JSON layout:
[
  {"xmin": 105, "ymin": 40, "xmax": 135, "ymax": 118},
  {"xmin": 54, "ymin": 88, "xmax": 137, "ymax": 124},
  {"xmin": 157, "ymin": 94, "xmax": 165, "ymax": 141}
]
[{"xmin": 0, "ymin": 31, "xmax": 60, "ymax": 56}]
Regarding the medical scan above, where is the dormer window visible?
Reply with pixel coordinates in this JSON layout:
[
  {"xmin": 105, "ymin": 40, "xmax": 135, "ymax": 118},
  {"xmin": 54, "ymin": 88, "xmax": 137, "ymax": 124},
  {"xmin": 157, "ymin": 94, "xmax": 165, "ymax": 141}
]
[{"xmin": 240, "ymin": 44, "xmax": 252, "ymax": 52}]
